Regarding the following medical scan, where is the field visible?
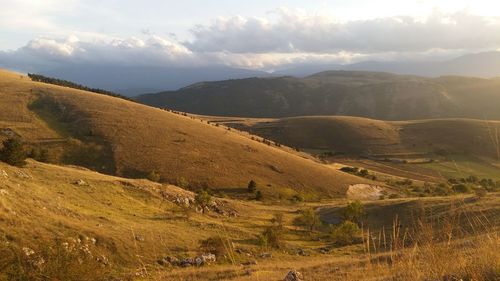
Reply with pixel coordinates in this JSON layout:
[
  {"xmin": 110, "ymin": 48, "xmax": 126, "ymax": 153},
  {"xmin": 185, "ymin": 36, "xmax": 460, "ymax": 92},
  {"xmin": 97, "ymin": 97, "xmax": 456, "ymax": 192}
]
[
  {"xmin": 0, "ymin": 160, "xmax": 498, "ymax": 280},
  {"xmin": 0, "ymin": 69, "xmax": 499, "ymax": 281}
]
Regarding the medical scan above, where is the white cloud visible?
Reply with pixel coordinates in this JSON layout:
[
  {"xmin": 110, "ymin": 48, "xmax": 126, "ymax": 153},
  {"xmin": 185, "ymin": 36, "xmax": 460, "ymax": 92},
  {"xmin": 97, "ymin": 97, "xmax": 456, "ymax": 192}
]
[
  {"xmin": 186, "ymin": 8, "xmax": 500, "ymax": 54},
  {"xmin": 1, "ymin": 9, "xmax": 500, "ymax": 72}
]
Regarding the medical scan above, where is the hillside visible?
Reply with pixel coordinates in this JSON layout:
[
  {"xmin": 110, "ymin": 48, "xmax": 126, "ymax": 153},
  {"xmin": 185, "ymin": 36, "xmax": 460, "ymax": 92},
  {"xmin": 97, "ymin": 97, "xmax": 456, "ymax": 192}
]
[
  {"xmin": 137, "ymin": 71, "xmax": 500, "ymax": 120},
  {"xmin": 0, "ymin": 160, "xmax": 498, "ymax": 280},
  {"xmin": 206, "ymin": 116, "xmax": 500, "ymax": 159},
  {"xmin": 0, "ymin": 69, "xmax": 368, "ymax": 198}
]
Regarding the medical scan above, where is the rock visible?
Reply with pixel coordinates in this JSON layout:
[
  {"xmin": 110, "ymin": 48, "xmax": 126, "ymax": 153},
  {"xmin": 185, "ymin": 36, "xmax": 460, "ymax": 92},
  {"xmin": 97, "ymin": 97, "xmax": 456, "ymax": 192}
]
[
  {"xmin": 15, "ymin": 170, "xmax": 31, "ymax": 179},
  {"xmin": 284, "ymin": 270, "xmax": 304, "ymax": 281},
  {"xmin": 318, "ymin": 247, "xmax": 330, "ymax": 254},
  {"xmin": 180, "ymin": 258, "xmax": 194, "ymax": 267},
  {"xmin": 22, "ymin": 247, "xmax": 35, "ymax": 257},
  {"xmin": 259, "ymin": 252, "xmax": 272, "ymax": 258},
  {"xmin": 96, "ymin": 255, "xmax": 109, "ymax": 266},
  {"xmin": 0, "ymin": 189, "xmax": 8, "ymax": 196},
  {"xmin": 297, "ymin": 248, "xmax": 309, "ymax": 256},
  {"xmin": 134, "ymin": 234, "xmax": 145, "ymax": 242},
  {"xmin": 73, "ymin": 179, "xmax": 88, "ymax": 186},
  {"xmin": 241, "ymin": 260, "xmax": 257, "ymax": 266},
  {"xmin": 194, "ymin": 253, "xmax": 216, "ymax": 266}
]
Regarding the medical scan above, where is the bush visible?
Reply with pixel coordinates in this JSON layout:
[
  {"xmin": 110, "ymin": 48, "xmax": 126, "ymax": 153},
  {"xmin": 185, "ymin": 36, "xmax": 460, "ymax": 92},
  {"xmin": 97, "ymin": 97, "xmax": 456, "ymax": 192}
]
[
  {"xmin": 195, "ymin": 190, "xmax": 212, "ymax": 212},
  {"xmin": 255, "ymin": 190, "xmax": 263, "ymax": 201},
  {"xmin": 0, "ymin": 138, "xmax": 27, "ymax": 167},
  {"xmin": 247, "ymin": 180, "xmax": 257, "ymax": 193},
  {"xmin": 199, "ymin": 236, "xmax": 234, "ymax": 257},
  {"xmin": 343, "ymin": 201, "xmax": 364, "ymax": 224},
  {"xmin": 453, "ymin": 183, "xmax": 473, "ymax": 193},
  {"xmin": 294, "ymin": 208, "xmax": 321, "ymax": 233},
  {"xmin": 330, "ymin": 221, "xmax": 361, "ymax": 246},
  {"xmin": 340, "ymin": 166, "xmax": 359, "ymax": 174},
  {"xmin": 258, "ymin": 226, "xmax": 283, "ymax": 249},
  {"xmin": 146, "ymin": 170, "xmax": 161, "ymax": 182}
]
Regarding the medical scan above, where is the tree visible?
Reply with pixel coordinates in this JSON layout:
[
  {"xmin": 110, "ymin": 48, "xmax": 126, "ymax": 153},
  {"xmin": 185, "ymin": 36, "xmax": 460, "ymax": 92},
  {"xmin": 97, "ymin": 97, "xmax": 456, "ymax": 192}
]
[
  {"xmin": 295, "ymin": 208, "xmax": 321, "ymax": 233},
  {"xmin": 247, "ymin": 180, "xmax": 257, "ymax": 193},
  {"xmin": 0, "ymin": 138, "xmax": 27, "ymax": 167},
  {"xmin": 343, "ymin": 201, "xmax": 364, "ymax": 224}
]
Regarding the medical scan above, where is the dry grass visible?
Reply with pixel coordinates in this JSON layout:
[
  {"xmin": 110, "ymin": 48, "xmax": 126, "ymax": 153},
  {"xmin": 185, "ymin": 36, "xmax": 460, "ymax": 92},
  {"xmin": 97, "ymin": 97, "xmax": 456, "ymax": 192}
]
[
  {"xmin": 220, "ymin": 115, "xmax": 500, "ymax": 160},
  {"xmin": 0, "ymin": 69, "xmax": 368, "ymax": 198}
]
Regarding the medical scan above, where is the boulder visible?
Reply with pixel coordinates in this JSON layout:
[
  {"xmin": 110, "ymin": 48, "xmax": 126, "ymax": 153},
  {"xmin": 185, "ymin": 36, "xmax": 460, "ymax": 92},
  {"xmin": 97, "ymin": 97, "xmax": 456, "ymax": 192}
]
[{"xmin": 284, "ymin": 270, "xmax": 304, "ymax": 281}]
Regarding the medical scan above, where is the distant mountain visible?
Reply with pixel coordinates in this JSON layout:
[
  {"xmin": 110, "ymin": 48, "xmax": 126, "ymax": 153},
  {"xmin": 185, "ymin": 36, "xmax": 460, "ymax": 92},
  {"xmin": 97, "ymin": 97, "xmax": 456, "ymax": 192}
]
[
  {"xmin": 137, "ymin": 70, "xmax": 500, "ymax": 120},
  {"xmin": 39, "ymin": 64, "xmax": 270, "ymax": 96},
  {"xmin": 275, "ymin": 52, "xmax": 500, "ymax": 78}
]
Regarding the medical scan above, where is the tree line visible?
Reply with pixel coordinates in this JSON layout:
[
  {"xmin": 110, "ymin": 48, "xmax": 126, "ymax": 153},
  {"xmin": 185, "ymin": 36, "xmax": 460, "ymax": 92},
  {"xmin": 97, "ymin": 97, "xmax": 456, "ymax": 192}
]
[{"xmin": 27, "ymin": 73, "xmax": 133, "ymax": 102}]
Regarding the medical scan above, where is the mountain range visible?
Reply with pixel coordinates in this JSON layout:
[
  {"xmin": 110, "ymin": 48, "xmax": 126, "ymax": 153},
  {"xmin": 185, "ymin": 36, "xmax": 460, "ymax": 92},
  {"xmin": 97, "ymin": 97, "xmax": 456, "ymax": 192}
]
[
  {"xmin": 25, "ymin": 51, "xmax": 500, "ymax": 96},
  {"xmin": 137, "ymin": 71, "xmax": 500, "ymax": 120}
]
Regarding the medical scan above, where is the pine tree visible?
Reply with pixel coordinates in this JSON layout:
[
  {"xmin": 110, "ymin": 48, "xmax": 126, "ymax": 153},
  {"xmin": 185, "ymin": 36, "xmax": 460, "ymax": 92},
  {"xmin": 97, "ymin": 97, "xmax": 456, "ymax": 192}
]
[{"xmin": 247, "ymin": 180, "xmax": 257, "ymax": 193}]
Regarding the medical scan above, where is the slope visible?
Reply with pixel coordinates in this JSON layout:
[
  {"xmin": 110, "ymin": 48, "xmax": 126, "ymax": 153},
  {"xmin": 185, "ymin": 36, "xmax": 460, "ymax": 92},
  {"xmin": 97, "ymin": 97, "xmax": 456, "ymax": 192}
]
[
  {"xmin": 0, "ymin": 69, "xmax": 366, "ymax": 198},
  {"xmin": 215, "ymin": 116, "xmax": 500, "ymax": 159}
]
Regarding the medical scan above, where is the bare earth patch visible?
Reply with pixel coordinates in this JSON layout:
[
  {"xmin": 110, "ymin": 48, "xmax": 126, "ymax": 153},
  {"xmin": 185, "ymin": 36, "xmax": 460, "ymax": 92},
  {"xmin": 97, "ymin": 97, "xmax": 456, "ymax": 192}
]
[{"xmin": 346, "ymin": 184, "xmax": 383, "ymax": 200}]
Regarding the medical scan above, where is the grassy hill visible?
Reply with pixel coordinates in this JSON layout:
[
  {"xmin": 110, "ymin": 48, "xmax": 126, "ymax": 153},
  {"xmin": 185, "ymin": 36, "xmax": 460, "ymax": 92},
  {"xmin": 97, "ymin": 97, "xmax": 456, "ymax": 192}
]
[
  {"xmin": 215, "ymin": 116, "xmax": 500, "ymax": 159},
  {"xmin": 0, "ymin": 69, "xmax": 368, "ymax": 198},
  {"xmin": 137, "ymin": 71, "xmax": 500, "ymax": 120},
  {"xmin": 0, "ymin": 160, "xmax": 498, "ymax": 280}
]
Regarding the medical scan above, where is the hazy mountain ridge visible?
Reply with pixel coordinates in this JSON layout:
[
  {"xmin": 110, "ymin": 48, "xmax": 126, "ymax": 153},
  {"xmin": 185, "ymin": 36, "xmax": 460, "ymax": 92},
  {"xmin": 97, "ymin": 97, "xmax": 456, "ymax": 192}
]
[{"xmin": 137, "ymin": 70, "xmax": 500, "ymax": 120}]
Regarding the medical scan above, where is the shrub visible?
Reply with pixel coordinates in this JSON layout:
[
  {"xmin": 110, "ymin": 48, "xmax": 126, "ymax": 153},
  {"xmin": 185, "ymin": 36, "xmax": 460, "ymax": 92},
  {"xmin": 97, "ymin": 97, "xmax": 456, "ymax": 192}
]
[
  {"xmin": 0, "ymin": 138, "xmax": 27, "ymax": 167},
  {"xmin": 255, "ymin": 190, "xmax": 263, "ymax": 201},
  {"xmin": 340, "ymin": 166, "xmax": 359, "ymax": 174},
  {"xmin": 330, "ymin": 221, "xmax": 361, "ymax": 246},
  {"xmin": 271, "ymin": 213, "xmax": 284, "ymax": 230},
  {"xmin": 294, "ymin": 208, "xmax": 321, "ymax": 233},
  {"xmin": 343, "ymin": 201, "xmax": 364, "ymax": 224},
  {"xmin": 247, "ymin": 180, "xmax": 257, "ymax": 193},
  {"xmin": 258, "ymin": 226, "xmax": 283, "ymax": 249},
  {"xmin": 199, "ymin": 236, "xmax": 234, "ymax": 257},
  {"xmin": 195, "ymin": 190, "xmax": 212, "ymax": 212},
  {"xmin": 176, "ymin": 177, "xmax": 189, "ymax": 188},
  {"xmin": 146, "ymin": 170, "xmax": 161, "ymax": 182},
  {"xmin": 453, "ymin": 183, "xmax": 473, "ymax": 193}
]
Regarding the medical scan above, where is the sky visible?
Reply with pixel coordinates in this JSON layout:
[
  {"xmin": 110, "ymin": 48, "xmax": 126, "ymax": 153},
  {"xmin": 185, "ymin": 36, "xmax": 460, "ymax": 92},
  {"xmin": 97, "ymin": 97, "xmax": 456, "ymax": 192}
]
[{"xmin": 1, "ymin": 0, "xmax": 500, "ymax": 71}]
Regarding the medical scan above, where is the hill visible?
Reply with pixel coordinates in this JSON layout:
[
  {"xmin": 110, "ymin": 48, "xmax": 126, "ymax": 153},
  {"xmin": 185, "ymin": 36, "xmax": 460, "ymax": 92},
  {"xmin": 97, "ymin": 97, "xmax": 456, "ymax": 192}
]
[
  {"xmin": 0, "ymin": 69, "xmax": 367, "ymax": 198},
  {"xmin": 137, "ymin": 71, "xmax": 500, "ymax": 120},
  {"xmin": 0, "ymin": 159, "xmax": 498, "ymax": 280},
  {"xmin": 219, "ymin": 116, "xmax": 500, "ymax": 159}
]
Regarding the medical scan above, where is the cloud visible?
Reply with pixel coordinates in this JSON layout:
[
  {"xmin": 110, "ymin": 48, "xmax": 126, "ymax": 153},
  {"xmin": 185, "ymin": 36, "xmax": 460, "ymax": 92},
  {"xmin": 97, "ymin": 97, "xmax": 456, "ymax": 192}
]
[
  {"xmin": 1, "ymin": 9, "xmax": 500, "ymax": 73},
  {"xmin": 186, "ymin": 8, "xmax": 500, "ymax": 54}
]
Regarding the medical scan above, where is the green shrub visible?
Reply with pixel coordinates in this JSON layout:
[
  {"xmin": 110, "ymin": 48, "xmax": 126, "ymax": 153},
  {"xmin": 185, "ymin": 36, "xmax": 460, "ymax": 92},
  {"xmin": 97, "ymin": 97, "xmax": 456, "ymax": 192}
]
[
  {"xmin": 343, "ymin": 201, "xmax": 364, "ymax": 224},
  {"xmin": 294, "ymin": 208, "xmax": 321, "ymax": 233},
  {"xmin": 195, "ymin": 190, "xmax": 212, "ymax": 212},
  {"xmin": 0, "ymin": 138, "xmax": 27, "ymax": 167},
  {"xmin": 258, "ymin": 226, "xmax": 283, "ymax": 249},
  {"xmin": 330, "ymin": 221, "xmax": 362, "ymax": 246},
  {"xmin": 146, "ymin": 170, "xmax": 161, "ymax": 182}
]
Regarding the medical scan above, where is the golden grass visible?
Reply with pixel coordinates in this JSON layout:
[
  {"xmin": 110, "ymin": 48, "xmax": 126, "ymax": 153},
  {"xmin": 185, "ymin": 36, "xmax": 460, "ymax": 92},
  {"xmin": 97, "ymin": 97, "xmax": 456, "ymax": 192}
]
[
  {"xmin": 221, "ymin": 115, "xmax": 500, "ymax": 160},
  {"xmin": 0, "ymin": 69, "xmax": 368, "ymax": 198}
]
